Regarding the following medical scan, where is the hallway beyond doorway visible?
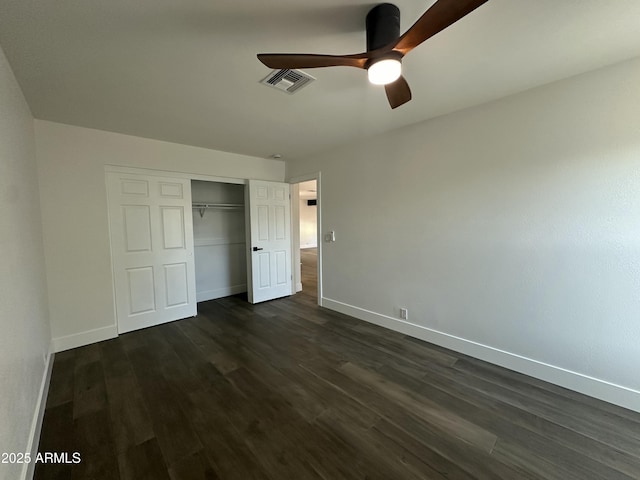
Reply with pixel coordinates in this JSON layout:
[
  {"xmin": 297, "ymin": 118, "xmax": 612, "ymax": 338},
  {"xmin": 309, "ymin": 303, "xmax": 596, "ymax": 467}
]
[{"xmin": 299, "ymin": 247, "xmax": 317, "ymax": 302}]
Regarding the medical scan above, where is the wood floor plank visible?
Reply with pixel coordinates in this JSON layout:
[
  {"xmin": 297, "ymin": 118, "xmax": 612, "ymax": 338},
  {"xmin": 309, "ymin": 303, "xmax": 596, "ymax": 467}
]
[
  {"xmin": 223, "ymin": 367, "xmax": 307, "ymax": 430},
  {"xmin": 99, "ymin": 338, "xmax": 133, "ymax": 379},
  {"xmin": 185, "ymin": 387, "xmax": 271, "ymax": 480},
  {"xmin": 72, "ymin": 409, "xmax": 114, "ymax": 457},
  {"xmin": 375, "ymin": 360, "xmax": 640, "ymax": 479},
  {"xmin": 71, "ymin": 409, "xmax": 119, "ymax": 480},
  {"xmin": 456, "ymin": 355, "xmax": 640, "ymax": 425},
  {"xmin": 320, "ymin": 312, "xmax": 459, "ymax": 368},
  {"xmin": 155, "ymin": 323, "xmax": 225, "ymax": 394},
  {"xmin": 229, "ymin": 423, "xmax": 324, "ymax": 480},
  {"xmin": 74, "ymin": 343, "xmax": 101, "ymax": 368},
  {"xmin": 215, "ymin": 340, "xmax": 327, "ymax": 422},
  {"xmin": 339, "ymin": 361, "xmax": 498, "ymax": 453},
  {"xmin": 117, "ymin": 438, "xmax": 171, "ymax": 480},
  {"xmin": 99, "ymin": 339, "xmax": 155, "ymax": 453},
  {"xmin": 45, "ymin": 352, "xmax": 75, "ymax": 408},
  {"xmin": 72, "ymin": 359, "xmax": 107, "ymax": 419},
  {"xmin": 383, "ymin": 361, "xmax": 640, "ymax": 479},
  {"xmin": 315, "ymin": 407, "xmax": 447, "ymax": 480},
  {"xmin": 367, "ymin": 417, "xmax": 477, "ymax": 480},
  {"xmin": 448, "ymin": 359, "xmax": 640, "ymax": 458},
  {"xmin": 454, "ymin": 357, "xmax": 640, "ymax": 446},
  {"xmin": 373, "ymin": 416, "xmax": 537, "ymax": 480},
  {"xmin": 177, "ymin": 320, "xmax": 240, "ymax": 374},
  {"xmin": 167, "ymin": 450, "xmax": 220, "ymax": 480},
  {"xmin": 71, "ymin": 450, "xmax": 121, "ymax": 480},
  {"xmin": 418, "ymin": 375, "xmax": 631, "ymax": 480},
  {"xmin": 301, "ymin": 418, "xmax": 394, "ymax": 480},
  {"xmin": 103, "ymin": 372, "xmax": 155, "ymax": 453},
  {"xmin": 127, "ymin": 346, "xmax": 203, "ymax": 467},
  {"xmin": 206, "ymin": 371, "xmax": 323, "ymax": 480},
  {"xmin": 299, "ymin": 357, "xmax": 527, "ymax": 480},
  {"xmin": 34, "ymin": 402, "xmax": 75, "ymax": 480}
]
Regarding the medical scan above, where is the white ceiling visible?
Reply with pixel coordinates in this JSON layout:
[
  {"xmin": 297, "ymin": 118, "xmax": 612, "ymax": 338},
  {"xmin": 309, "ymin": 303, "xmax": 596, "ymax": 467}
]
[
  {"xmin": 1, "ymin": 0, "xmax": 640, "ymax": 161},
  {"xmin": 298, "ymin": 180, "xmax": 318, "ymax": 199}
]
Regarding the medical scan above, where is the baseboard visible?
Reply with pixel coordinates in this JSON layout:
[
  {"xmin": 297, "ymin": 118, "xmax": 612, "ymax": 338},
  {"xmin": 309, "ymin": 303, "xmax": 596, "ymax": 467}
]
[
  {"xmin": 21, "ymin": 344, "xmax": 54, "ymax": 480},
  {"xmin": 322, "ymin": 297, "xmax": 640, "ymax": 413},
  {"xmin": 52, "ymin": 325, "xmax": 118, "ymax": 353},
  {"xmin": 295, "ymin": 282, "xmax": 303, "ymax": 292},
  {"xmin": 196, "ymin": 284, "xmax": 247, "ymax": 303}
]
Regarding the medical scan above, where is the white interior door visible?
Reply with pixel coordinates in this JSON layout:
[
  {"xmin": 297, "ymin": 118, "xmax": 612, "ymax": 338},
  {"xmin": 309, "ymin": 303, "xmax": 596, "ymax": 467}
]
[
  {"xmin": 247, "ymin": 180, "xmax": 292, "ymax": 303},
  {"xmin": 107, "ymin": 172, "xmax": 197, "ymax": 333}
]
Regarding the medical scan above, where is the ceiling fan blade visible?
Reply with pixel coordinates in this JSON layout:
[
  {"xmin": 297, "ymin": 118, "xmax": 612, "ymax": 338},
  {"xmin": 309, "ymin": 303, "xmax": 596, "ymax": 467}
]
[
  {"xmin": 385, "ymin": 75, "xmax": 412, "ymax": 109},
  {"xmin": 394, "ymin": 0, "xmax": 489, "ymax": 54},
  {"xmin": 257, "ymin": 53, "xmax": 369, "ymax": 70}
]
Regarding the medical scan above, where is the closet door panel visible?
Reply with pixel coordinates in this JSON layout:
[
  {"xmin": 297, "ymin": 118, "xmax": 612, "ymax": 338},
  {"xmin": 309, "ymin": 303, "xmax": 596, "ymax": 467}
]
[{"xmin": 107, "ymin": 172, "xmax": 196, "ymax": 333}]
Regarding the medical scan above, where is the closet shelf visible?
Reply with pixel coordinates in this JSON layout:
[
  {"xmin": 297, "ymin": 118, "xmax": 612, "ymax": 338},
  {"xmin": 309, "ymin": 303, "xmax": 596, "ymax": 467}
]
[{"xmin": 192, "ymin": 203, "xmax": 244, "ymax": 218}]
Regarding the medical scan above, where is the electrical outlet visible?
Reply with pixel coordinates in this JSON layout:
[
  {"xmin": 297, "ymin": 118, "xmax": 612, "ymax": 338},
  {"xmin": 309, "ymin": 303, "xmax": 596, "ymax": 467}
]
[{"xmin": 400, "ymin": 308, "xmax": 408, "ymax": 320}]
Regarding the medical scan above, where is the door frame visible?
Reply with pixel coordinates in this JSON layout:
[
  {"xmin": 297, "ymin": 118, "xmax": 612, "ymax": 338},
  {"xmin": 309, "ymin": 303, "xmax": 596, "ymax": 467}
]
[
  {"xmin": 288, "ymin": 172, "xmax": 323, "ymax": 306},
  {"xmin": 105, "ymin": 165, "xmax": 247, "ymax": 185}
]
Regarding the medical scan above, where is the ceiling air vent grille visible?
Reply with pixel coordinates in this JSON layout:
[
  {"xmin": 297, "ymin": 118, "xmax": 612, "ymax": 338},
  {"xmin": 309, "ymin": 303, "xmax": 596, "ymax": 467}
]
[{"xmin": 260, "ymin": 69, "xmax": 315, "ymax": 94}]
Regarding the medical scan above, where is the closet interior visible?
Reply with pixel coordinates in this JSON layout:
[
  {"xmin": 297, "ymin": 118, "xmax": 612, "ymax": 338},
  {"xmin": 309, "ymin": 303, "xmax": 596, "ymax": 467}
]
[{"xmin": 191, "ymin": 180, "xmax": 247, "ymax": 302}]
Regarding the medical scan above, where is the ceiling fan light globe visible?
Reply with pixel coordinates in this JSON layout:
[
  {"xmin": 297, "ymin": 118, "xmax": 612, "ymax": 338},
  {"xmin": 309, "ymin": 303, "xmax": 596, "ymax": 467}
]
[{"xmin": 367, "ymin": 58, "xmax": 402, "ymax": 85}]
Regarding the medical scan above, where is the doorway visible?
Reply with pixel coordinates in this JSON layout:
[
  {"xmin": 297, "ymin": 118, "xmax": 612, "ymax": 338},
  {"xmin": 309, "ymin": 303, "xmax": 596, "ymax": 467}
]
[
  {"xmin": 192, "ymin": 178, "xmax": 293, "ymax": 305},
  {"xmin": 191, "ymin": 179, "xmax": 247, "ymax": 303},
  {"xmin": 291, "ymin": 174, "xmax": 322, "ymax": 305}
]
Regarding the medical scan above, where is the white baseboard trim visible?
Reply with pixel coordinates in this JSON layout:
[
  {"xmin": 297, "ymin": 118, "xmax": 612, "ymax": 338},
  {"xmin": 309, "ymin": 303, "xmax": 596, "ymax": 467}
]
[
  {"xmin": 322, "ymin": 297, "xmax": 640, "ymax": 413},
  {"xmin": 52, "ymin": 325, "xmax": 118, "ymax": 353},
  {"xmin": 196, "ymin": 284, "xmax": 247, "ymax": 303},
  {"xmin": 21, "ymin": 344, "xmax": 54, "ymax": 480},
  {"xmin": 295, "ymin": 282, "xmax": 303, "ymax": 292}
]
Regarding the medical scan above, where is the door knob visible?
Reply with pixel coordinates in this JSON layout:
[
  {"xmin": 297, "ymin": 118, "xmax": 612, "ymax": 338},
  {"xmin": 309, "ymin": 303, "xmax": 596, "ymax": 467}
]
[{"xmin": 252, "ymin": 247, "xmax": 263, "ymax": 251}]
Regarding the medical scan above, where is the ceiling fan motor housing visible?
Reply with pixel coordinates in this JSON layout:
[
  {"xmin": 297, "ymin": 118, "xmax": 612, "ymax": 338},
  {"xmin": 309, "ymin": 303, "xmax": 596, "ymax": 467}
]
[{"xmin": 366, "ymin": 3, "xmax": 401, "ymax": 51}]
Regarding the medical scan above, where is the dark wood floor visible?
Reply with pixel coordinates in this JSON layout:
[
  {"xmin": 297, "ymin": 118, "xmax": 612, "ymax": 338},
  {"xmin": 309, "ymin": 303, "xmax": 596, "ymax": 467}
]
[
  {"xmin": 36, "ymin": 249, "xmax": 640, "ymax": 479},
  {"xmin": 300, "ymin": 247, "xmax": 317, "ymax": 295}
]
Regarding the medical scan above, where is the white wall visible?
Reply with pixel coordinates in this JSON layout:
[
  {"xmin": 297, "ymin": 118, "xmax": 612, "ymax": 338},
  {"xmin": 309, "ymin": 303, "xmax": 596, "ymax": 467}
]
[
  {"xmin": 287, "ymin": 56, "xmax": 640, "ymax": 412},
  {"xmin": 35, "ymin": 121, "xmax": 285, "ymax": 351},
  {"xmin": 0, "ymin": 46, "xmax": 52, "ymax": 480},
  {"xmin": 299, "ymin": 198, "xmax": 317, "ymax": 248}
]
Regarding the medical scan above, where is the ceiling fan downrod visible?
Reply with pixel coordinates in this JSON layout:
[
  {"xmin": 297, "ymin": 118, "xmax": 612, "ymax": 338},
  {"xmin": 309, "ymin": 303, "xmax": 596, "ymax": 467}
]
[{"xmin": 366, "ymin": 3, "xmax": 400, "ymax": 51}]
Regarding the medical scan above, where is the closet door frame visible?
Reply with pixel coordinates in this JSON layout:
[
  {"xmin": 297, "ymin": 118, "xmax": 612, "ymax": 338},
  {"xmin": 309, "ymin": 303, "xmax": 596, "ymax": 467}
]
[{"xmin": 105, "ymin": 165, "xmax": 247, "ymax": 331}]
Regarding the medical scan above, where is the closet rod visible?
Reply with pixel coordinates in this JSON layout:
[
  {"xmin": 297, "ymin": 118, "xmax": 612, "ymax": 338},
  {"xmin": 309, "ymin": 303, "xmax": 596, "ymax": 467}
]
[{"xmin": 192, "ymin": 203, "xmax": 244, "ymax": 218}]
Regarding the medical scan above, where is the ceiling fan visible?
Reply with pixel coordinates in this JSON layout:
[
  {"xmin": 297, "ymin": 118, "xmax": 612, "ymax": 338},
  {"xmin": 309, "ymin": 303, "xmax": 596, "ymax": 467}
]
[{"xmin": 257, "ymin": 0, "xmax": 488, "ymax": 109}]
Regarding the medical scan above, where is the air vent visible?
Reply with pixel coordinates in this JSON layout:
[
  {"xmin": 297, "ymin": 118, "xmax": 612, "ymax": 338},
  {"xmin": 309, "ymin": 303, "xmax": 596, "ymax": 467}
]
[{"xmin": 260, "ymin": 69, "xmax": 315, "ymax": 94}]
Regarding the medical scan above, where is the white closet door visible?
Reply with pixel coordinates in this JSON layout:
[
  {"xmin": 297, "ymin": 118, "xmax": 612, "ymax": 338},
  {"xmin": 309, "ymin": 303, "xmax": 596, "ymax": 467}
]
[
  {"xmin": 107, "ymin": 172, "xmax": 196, "ymax": 333},
  {"xmin": 247, "ymin": 180, "xmax": 292, "ymax": 303}
]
